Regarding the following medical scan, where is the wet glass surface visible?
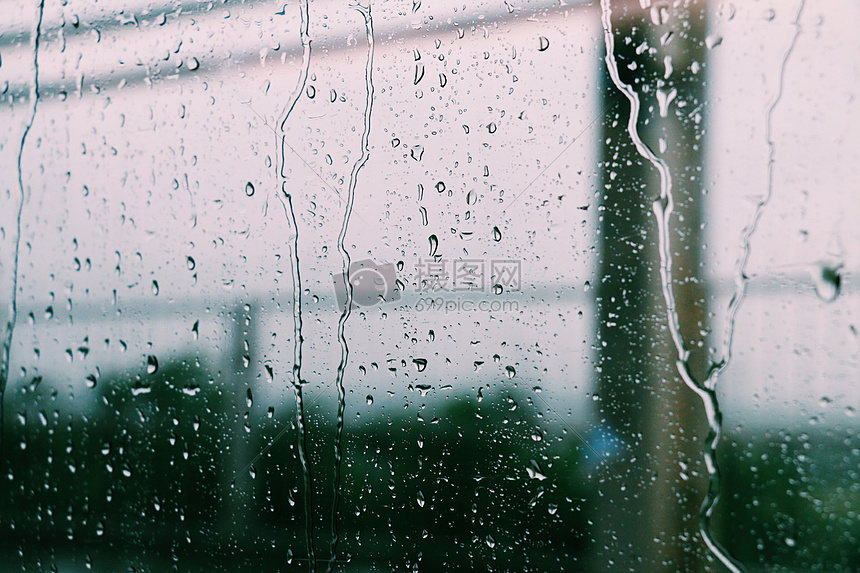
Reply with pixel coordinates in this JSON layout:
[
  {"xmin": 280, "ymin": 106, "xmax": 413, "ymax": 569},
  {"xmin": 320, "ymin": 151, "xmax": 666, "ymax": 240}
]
[{"xmin": 1, "ymin": 0, "xmax": 858, "ymax": 571}]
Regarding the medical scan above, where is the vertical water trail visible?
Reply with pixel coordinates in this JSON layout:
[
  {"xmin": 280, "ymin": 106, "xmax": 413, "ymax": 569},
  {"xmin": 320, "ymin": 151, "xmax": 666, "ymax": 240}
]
[
  {"xmin": 710, "ymin": 0, "xmax": 805, "ymax": 385},
  {"xmin": 327, "ymin": 4, "xmax": 374, "ymax": 571},
  {"xmin": 275, "ymin": 0, "xmax": 314, "ymax": 569},
  {"xmin": 279, "ymin": 192, "xmax": 315, "ymax": 571},
  {"xmin": 1, "ymin": 0, "xmax": 45, "ymax": 466},
  {"xmin": 599, "ymin": 1, "xmax": 744, "ymax": 571},
  {"xmin": 692, "ymin": 5, "xmax": 805, "ymax": 568},
  {"xmin": 278, "ymin": 2, "xmax": 312, "ymax": 135}
]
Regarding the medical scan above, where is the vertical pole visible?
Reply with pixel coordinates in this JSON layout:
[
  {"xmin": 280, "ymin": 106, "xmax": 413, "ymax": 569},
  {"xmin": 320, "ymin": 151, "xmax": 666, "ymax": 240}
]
[
  {"xmin": 594, "ymin": 1, "xmax": 709, "ymax": 570},
  {"xmin": 222, "ymin": 300, "xmax": 258, "ymax": 549}
]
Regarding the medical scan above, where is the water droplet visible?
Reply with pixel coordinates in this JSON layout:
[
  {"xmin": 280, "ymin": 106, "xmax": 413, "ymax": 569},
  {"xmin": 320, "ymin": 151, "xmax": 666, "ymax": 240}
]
[
  {"xmin": 538, "ymin": 36, "xmax": 550, "ymax": 51},
  {"xmin": 466, "ymin": 190, "xmax": 477, "ymax": 206},
  {"xmin": 492, "ymin": 226, "xmax": 502, "ymax": 241},
  {"xmin": 705, "ymin": 34, "xmax": 723, "ymax": 50},
  {"xmin": 486, "ymin": 535, "xmax": 496, "ymax": 548},
  {"xmin": 85, "ymin": 374, "xmax": 97, "ymax": 389},
  {"xmin": 492, "ymin": 284, "xmax": 504, "ymax": 295},
  {"xmin": 245, "ymin": 182, "xmax": 255, "ymax": 197},
  {"xmin": 151, "ymin": 280, "xmax": 159, "ymax": 295},
  {"xmin": 246, "ymin": 388, "xmax": 254, "ymax": 408},
  {"xmin": 417, "ymin": 490, "xmax": 425, "ymax": 507},
  {"xmin": 813, "ymin": 263, "xmax": 841, "ymax": 302},
  {"xmin": 306, "ymin": 85, "xmax": 316, "ymax": 99},
  {"xmin": 419, "ymin": 206, "xmax": 429, "ymax": 226},
  {"xmin": 505, "ymin": 365, "xmax": 516, "ymax": 378},
  {"xmin": 429, "ymin": 235, "xmax": 438, "ymax": 257},
  {"xmin": 650, "ymin": 5, "xmax": 670, "ymax": 25},
  {"xmin": 487, "ymin": 122, "xmax": 497, "ymax": 134},
  {"xmin": 186, "ymin": 256, "xmax": 196, "ymax": 270},
  {"xmin": 366, "ymin": 394, "xmax": 374, "ymax": 405},
  {"xmin": 435, "ymin": 181, "xmax": 446, "ymax": 193},
  {"xmin": 655, "ymin": 87, "xmax": 677, "ymax": 118},
  {"xmin": 187, "ymin": 57, "xmax": 199, "ymax": 71},
  {"xmin": 192, "ymin": 320, "xmax": 199, "ymax": 340},
  {"xmin": 718, "ymin": 3, "xmax": 736, "ymax": 21},
  {"xmin": 146, "ymin": 355, "xmax": 159, "ymax": 375},
  {"xmin": 413, "ymin": 358, "xmax": 428, "ymax": 372},
  {"xmin": 527, "ymin": 460, "xmax": 547, "ymax": 480}
]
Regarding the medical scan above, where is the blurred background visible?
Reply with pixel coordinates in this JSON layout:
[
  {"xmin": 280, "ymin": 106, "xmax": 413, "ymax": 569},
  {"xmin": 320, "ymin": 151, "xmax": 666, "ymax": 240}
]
[{"xmin": 0, "ymin": 0, "xmax": 858, "ymax": 571}]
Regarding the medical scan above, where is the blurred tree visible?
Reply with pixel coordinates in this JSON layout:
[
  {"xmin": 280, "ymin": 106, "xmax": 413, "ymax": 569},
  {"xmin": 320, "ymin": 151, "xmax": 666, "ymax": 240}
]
[
  {"xmin": 337, "ymin": 387, "xmax": 590, "ymax": 571},
  {"xmin": 0, "ymin": 356, "xmax": 230, "ymax": 571}
]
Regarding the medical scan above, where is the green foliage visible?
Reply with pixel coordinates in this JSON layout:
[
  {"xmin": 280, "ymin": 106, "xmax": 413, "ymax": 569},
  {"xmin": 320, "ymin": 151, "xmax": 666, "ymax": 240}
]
[{"xmin": 1, "ymin": 359, "xmax": 591, "ymax": 571}]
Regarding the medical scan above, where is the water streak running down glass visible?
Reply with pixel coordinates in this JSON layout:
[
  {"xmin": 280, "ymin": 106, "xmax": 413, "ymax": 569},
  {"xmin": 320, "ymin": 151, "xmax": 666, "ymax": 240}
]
[{"xmin": 0, "ymin": 0, "xmax": 858, "ymax": 571}]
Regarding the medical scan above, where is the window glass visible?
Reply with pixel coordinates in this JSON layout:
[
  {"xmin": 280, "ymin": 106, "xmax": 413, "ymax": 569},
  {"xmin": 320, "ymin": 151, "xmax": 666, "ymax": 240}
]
[{"xmin": 0, "ymin": 0, "xmax": 857, "ymax": 571}]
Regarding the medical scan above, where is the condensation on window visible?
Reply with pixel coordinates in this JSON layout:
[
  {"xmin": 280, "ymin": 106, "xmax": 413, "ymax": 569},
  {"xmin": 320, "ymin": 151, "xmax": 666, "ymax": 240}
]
[{"xmin": 0, "ymin": 0, "xmax": 858, "ymax": 571}]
